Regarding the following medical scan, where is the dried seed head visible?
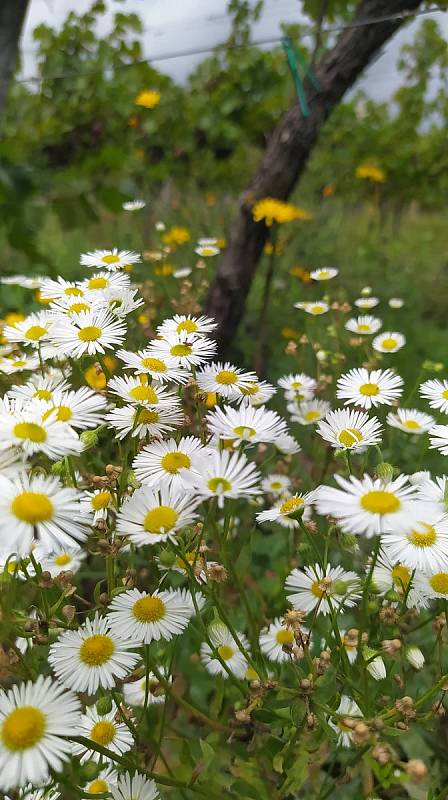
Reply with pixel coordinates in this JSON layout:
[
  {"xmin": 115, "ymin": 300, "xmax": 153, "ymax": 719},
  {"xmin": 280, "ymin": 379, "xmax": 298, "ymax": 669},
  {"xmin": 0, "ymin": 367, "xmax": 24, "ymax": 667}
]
[
  {"xmin": 405, "ymin": 759, "xmax": 428, "ymax": 782},
  {"xmin": 379, "ymin": 606, "xmax": 399, "ymax": 625},
  {"xmin": 352, "ymin": 722, "xmax": 370, "ymax": 746},
  {"xmin": 382, "ymin": 638, "xmax": 402, "ymax": 655},
  {"xmin": 207, "ymin": 564, "xmax": 228, "ymax": 583},
  {"xmin": 372, "ymin": 743, "xmax": 392, "ymax": 765}
]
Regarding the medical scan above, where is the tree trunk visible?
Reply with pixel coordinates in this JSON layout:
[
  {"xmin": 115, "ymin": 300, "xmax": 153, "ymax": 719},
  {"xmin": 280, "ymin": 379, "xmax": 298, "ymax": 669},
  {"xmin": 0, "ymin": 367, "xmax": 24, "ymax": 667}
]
[
  {"xmin": 0, "ymin": 0, "xmax": 29, "ymax": 119},
  {"xmin": 205, "ymin": 0, "xmax": 423, "ymax": 351}
]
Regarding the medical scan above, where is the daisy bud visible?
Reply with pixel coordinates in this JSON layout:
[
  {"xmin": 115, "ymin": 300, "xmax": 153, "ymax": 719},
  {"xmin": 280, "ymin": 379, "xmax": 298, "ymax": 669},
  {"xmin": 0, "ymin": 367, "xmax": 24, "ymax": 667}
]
[
  {"xmin": 352, "ymin": 721, "xmax": 370, "ymax": 745},
  {"xmin": 405, "ymin": 759, "xmax": 428, "ymax": 782},
  {"xmin": 62, "ymin": 605, "xmax": 76, "ymax": 622},
  {"xmin": 364, "ymin": 647, "xmax": 386, "ymax": 680},
  {"xmin": 376, "ymin": 462, "xmax": 395, "ymax": 482},
  {"xmin": 405, "ymin": 646, "xmax": 425, "ymax": 670},
  {"xmin": 339, "ymin": 532, "xmax": 358, "ymax": 552},
  {"xmin": 158, "ymin": 549, "xmax": 176, "ymax": 568},
  {"xmin": 382, "ymin": 638, "xmax": 402, "ymax": 656},
  {"xmin": 361, "ymin": 286, "xmax": 372, "ymax": 296},
  {"xmin": 96, "ymin": 695, "xmax": 113, "ymax": 715},
  {"xmin": 80, "ymin": 428, "xmax": 101, "ymax": 449},
  {"xmin": 50, "ymin": 459, "xmax": 65, "ymax": 476}
]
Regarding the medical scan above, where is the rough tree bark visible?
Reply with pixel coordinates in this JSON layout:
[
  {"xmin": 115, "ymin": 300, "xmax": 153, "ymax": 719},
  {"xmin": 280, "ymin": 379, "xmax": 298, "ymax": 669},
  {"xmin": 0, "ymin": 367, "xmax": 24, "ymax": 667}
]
[
  {"xmin": 205, "ymin": 0, "xmax": 423, "ymax": 351},
  {"xmin": 0, "ymin": 0, "xmax": 30, "ymax": 119}
]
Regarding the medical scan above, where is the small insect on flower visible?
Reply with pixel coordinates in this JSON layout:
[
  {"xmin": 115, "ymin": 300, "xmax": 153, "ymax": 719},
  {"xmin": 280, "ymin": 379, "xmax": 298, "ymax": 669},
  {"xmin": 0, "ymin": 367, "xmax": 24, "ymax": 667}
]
[
  {"xmin": 107, "ymin": 588, "xmax": 195, "ymax": 645},
  {"xmin": 420, "ymin": 379, "xmax": 448, "ymax": 414},
  {"xmin": 110, "ymin": 772, "xmax": 160, "ymax": 800},
  {"xmin": 133, "ymin": 436, "xmax": 208, "ymax": 490},
  {"xmin": 336, "ymin": 368, "xmax": 403, "ymax": 410},
  {"xmin": 345, "ymin": 315, "xmax": 382, "ymax": 335},
  {"xmin": 317, "ymin": 408, "xmax": 382, "ymax": 451},
  {"xmin": 0, "ymin": 675, "xmax": 81, "ymax": 791},
  {"xmin": 72, "ymin": 705, "xmax": 134, "ymax": 763},
  {"xmin": 115, "ymin": 485, "xmax": 200, "ymax": 546},
  {"xmin": 285, "ymin": 563, "xmax": 361, "ymax": 615},
  {"xmin": 259, "ymin": 617, "xmax": 303, "ymax": 662},
  {"xmin": 182, "ymin": 449, "xmax": 261, "ymax": 507},
  {"xmin": 328, "ymin": 696, "xmax": 363, "ymax": 748},
  {"xmin": 372, "ymin": 331, "xmax": 406, "ymax": 353},
  {"xmin": 387, "ymin": 408, "xmax": 435, "ymax": 435},
  {"xmin": 310, "ymin": 267, "xmax": 338, "ymax": 281},
  {"xmin": 201, "ymin": 622, "xmax": 249, "ymax": 679},
  {"xmin": 80, "ymin": 249, "xmax": 141, "ymax": 271},
  {"xmin": 123, "ymin": 667, "xmax": 171, "ymax": 706},
  {"xmin": 257, "ymin": 492, "xmax": 315, "ymax": 529}
]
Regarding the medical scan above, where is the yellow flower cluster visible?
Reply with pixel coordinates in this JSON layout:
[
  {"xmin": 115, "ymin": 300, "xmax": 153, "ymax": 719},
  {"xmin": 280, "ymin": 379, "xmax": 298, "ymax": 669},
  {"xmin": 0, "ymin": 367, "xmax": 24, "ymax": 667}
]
[
  {"xmin": 162, "ymin": 227, "xmax": 190, "ymax": 247},
  {"xmin": 355, "ymin": 164, "xmax": 386, "ymax": 183},
  {"xmin": 134, "ymin": 89, "xmax": 161, "ymax": 109},
  {"xmin": 252, "ymin": 197, "xmax": 313, "ymax": 226}
]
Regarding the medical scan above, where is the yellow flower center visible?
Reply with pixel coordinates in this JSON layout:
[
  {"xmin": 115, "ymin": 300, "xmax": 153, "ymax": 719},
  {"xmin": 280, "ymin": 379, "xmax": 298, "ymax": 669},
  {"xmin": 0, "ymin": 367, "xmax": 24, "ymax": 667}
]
[
  {"xmin": 25, "ymin": 325, "xmax": 47, "ymax": 341},
  {"xmin": 79, "ymin": 634, "xmax": 115, "ymax": 666},
  {"xmin": 133, "ymin": 596, "xmax": 166, "ymax": 622},
  {"xmin": 357, "ymin": 324, "xmax": 371, "ymax": 332},
  {"xmin": 402, "ymin": 419, "xmax": 421, "ymax": 430},
  {"xmin": 143, "ymin": 506, "xmax": 178, "ymax": 533},
  {"xmin": 303, "ymin": 410, "xmax": 321, "ymax": 422},
  {"xmin": 87, "ymin": 779, "xmax": 109, "ymax": 794},
  {"xmin": 137, "ymin": 409, "xmax": 160, "ymax": 425},
  {"xmin": 233, "ymin": 425, "xmax": 256, "ymax": 438},
  {"xmin": 291, "ymin": 381, "xmax": 302, "ymax": 389},
  {"xmin": 407, "ymin": 523, "xmax": 436, "ymax": 548},
  {"xmin": 161, "ymin": 452, "xmax": 191, "ymax": 473},
  {"xmin": 270, "ymin": 481, "xmax": 282, "ymax": 490},
  {"xmin": 11, "ymin": 360, "xmax": 26, "ymax": 368},
  {"xmin": 359, "ymin": 383, "xmax": 379, "ymax": 396},
  {"xmin": 90, "ymin": 720, "xmax": 116, "ymax": 746},
  {"xmin": 381, "ymin": 337, "xmax": 398, "ymax": 350},
  {"xmin": 443, "ymin": 389, "xmax": 448, "ymax": 400},
  {"xmin": 280, "ymin": 497, "xmax": 304, "ymax": 515},
  {"xmin": 310, "ymin": 305, "xmax": 324, "ymax": 314},
  {"xmin": 170, "ymin": 344, "xmax": 192, "ymax": 357},
  {"xmin": 129, "ymin": 385, "xmax": 158, "ymax": 403},
  {"xmin": 1, "ymin": 706, "xmax": 46, "ymax": 751},
  {"xmin": 361, "ymin": 491, "xmax": 400, "ymax": 514},
  {"xmin": 65, "ymin": 287, "xmax": 83, "ymax": 296},
  {"xmin": 102, "ymin": 254, "xmax": 120, "ymax": 264},
  {"xmin": 317, "ymin": 270, "xmax": 329, "ymax": 278},
  {"xmin": 91, "ymin": 490, "xmax": 112, "ymax": 510},
  {"xmin": 429, "ymin": 572, "xmax": 448, "ymax": 594},
  {"xmin": 338, "ymin": 428, "xmax": 363, "ymax": 447},
  {"xmin": 275, "ymin": 628, "xmax": 294, "ymax": 645},
  {"xmin": 208, "ymin": 477, "xmax": 232, "ymax": 493},
  {"xmin": 217, "ymin": 644, "xmax": 234, "ymax": 661},
  {"xmin": 215, "ymin": 369, "xmax": 237, "ymax": 385},
  {"xmin": 141, "ymin": 357, "xmax": 167, "ymax": 372},
  {"xmin": 88, "ymin": 277, "xmax": 108, "ymax": 290},
  {"xmin": 68, "ymin": 302, "xmax": 90, "ymax": 314},
  {"xmin": 13, "ymin": 421, "xmax": 47, "ymax": 443},
  {"xmin": 177, "ymin": 320, "xmax": 197, "ymax": 333},
  {"xmin": 310, "ymin": 579, "xmax": 326, "ymax": 599},
  {"xmin": 54, "ymin": 553, "xmax": 72, "ymax": 566},
  {"xmin": 240, "ymin": 383, "xmax": 259, "ymax": 396},
  {"xmin": 11, "ymin": 492, "xmax": 53, "ymax": 523},
  {"xmin": 78, "ymin": 326, "xmax": 102, "ymax": 342},
  {"xmin": 33, "ymin": 389, "xmax": 53, "ymax": 401},
  {"xmin": 391, "ymin": 564, "xmax": 411, "ymax": 589},
  {"xmin": 54, "ymin": 405, "xmax": 72, "ymax": 422}
]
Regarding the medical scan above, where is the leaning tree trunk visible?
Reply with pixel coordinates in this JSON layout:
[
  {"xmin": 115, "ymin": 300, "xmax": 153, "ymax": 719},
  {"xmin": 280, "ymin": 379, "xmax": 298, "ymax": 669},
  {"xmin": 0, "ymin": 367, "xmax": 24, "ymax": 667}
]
[
  {"xmin": 205, "ymin": 0, "xmax": 423, "ymax": 351},
  {"xmin": 0, "ymin": 0, "xmax": 29, "ymax": 118}
]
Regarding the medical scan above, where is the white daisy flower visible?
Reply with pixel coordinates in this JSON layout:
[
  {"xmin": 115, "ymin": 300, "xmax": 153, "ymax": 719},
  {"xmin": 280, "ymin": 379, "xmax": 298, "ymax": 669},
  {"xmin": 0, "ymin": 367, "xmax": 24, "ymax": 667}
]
[
  {"xmin": 173, "ymin": 267, "xmax": 192, "ymax": 279},
  {"xmin": 372, "ymin": 331, "xmax": 405, "ymax": 353},
  {"xmin": 259, "ymin": 618, "xmax": 298, "ymax": 662},
  {"xmin": 116, "ymin": 348, "xmax": 189, "ymax": 383},
  {"xmin": 197, "ymin": 237, "xmax": 218, "ymax": 246},
  {"xmin": 200, "ymin": 622, "xmax": 249, "ymax": 679},
  {"xmin": 340, "ymin": 630, "xmax": 359, "ymax": 664},
  {"xmin": 99, "ymin": 287, "xmax": 144, "ymax": 317},
  {"xmin": 38, "ymin": 277, "xmax": 85, "ymax": 301},
  {"xmin": 414, "ymin": 569, "xmax": 448, "ymax": 600},
  {"xmin": 40, "ymin": 387, "xmax": 107, "ymax": 430},
  {"xmin": 389, "ymin": 297, "xmax": 404, "ymax": 308},
  {"xmin": 420, "ymin": 378, "xmax": 448, "ymax": 413},
  {"xmin": 150, "ymin": 331, "xmax": 217, "ymax": 368},
  {"xmin": 0, "ymin": 676, "xmax": 81, "ymax": 791},
  {"xmin": 316, "ymin": 473, "xmax": 418, "ymax": 537},
  {"xmin": 122, "ymin": 199, "xmax": 146, "ymax": 211},
  {"xmin": 381, "ymin": 511, "xmax": 448, "ymax": 572},
  {"xmin": 295, "ymin": 301, "xmax": 329, "ymax": 315},
  {"xmin": 0, "ymin": 472, "xmax": 89, "ymax": 554},
  {"xmin": 1, "ymin": 274, "xmax": 43, "ymax": 289},
  {"xmin": 387, "ymin": 408, "xmax": 435, "ymax": 435},
  {"xmin": 83, "ymin": 766, "xmax": 118, "ymax": 796},
  {"xmin": 50, "ymin": 309, "xmax": 126, "ymax": 358},
  {"xmin": 3, "ymin": 312, "xmax": 54, "ymax": 349},
  {"xmin": 275, "ymin": 433, "xmax": 302, "ymax": 454},
  {"xmin": 372, "ymin": 551, "xmax": 428, "ymax": 609},
  {"xmin": 14, "ymin": 784, "xmax": 61, "ymax": 800},
  {"xmin": 409, "ymin": 470, "xmax": 432, "ymax": 486},
  {"xmin": 80, "ymin": 488, "xmax": 115, "ymax": 522},
  {"xmin": 257, "ymin": 492, "xmax": 315, "ymax": 528},
  {"xmin": 196, "ymin": 361, "xmax": 258, "ymax": 400},
  {"xmin": 310, "ymin": 267, "xmax": 338, "ymax": 281},
  {"xmin": 106, "ymin": 404, "xmax": 184, "ymax": 440},
  {"xmin": 132, "ymin": 436, "xmax": 207, "ymax": 490},
  {"xmin": 0, "ymin": 354, "xmax": 39, "ymax": 375},
  {"xmin": 107, "ymin": 588, "xmax": 194, "ymax": 645},
  {"xmin": 0, "ymin": 446, "xmax": 26, "ymax": 477},
  {"xmin": 416, "ymin": 475, "xmax": 448, "ymax": 511},
  {"xmin": 278, "ymin": 373, "xmax": 316, "ymax": 399},
  {"xmin": 72, "ymin": 705, "xmax": 134, "ymax": 763},
  {"xmin": 115, "ymin": 485, "xmax": 200, "ymax": 546},
  {"xmin": 0, "ymin": 398, "xmax": 82, "ymax": 460},
  {"xmin": 261, "ymin": 473, "xmax": 291, "ymax": 497},
  {"xmin": 49, "ymin": 613, "xmax": 138, "ymax": 694},
  {"xmin": 285, "ymin": 563, "xmax": 361, "ymax": 615},
  {"xmin": 123, "ymin": 668, "xmax": 170, "ymax": 706},
  {"xmin": 289, "ymin": 399, "xmax": 331, "ymax": 425},
  {"xmin": 81, "ymin": 271, "xmax": 131, "ymax": 293},
  {"xmin": 182, "ymin": 449, "xmax": 260, "ymax": 507},
  {"xmin": 33, "ymin": 545, "xmax": 85, "ymax": 578},
  {"xmin": 354, "ymin": 297, "xmax": 379, "ymax": 310},
  {"xmin": 328, "ymin": 696, "xmax": 363, "ymax": 747},
  {"xmin": 206, "ymin": 404, "xmax": 288, "ymax": 447},
  {"xmin": 111, "ymin": 772, "xmax": 159, "ymax": 800},
  {"xmin": 80, "ymin": 248, "xmax": 141, "ymax": 271},
  {"xmin": 108, "ymin": 375, "xmax": 179, "ymax": 408},
  {"xmin": 429, "ymin": 425, "xmax": 448, "ymax": 455},
  {"xmin": 317, "ymin": 408, "xmax": 382, "ymax": 451},
  {"xmin": 157, "ymin": 314, "xmax": 217, "ymax": 337},
  {"xmin": 7, "ymin": 373, "xmax": 70, "ymax": 404},
  {"xmin": 195, "ymin": 245, "xmax": 220, "ymax": 257},
  {"xmin": 344, "ymin": 315, "xmax": 382, "ymax": 335},
  {"xmin": 49, "ymin": 296, "xmax": 94, "ymax": 317},
  {"xmin": 336, "ymin": 368, "xmax": 403, "ymax": 410},
  {"xmin": 236, "ymin": 379, "xmax": 277, "ymax": 406}
]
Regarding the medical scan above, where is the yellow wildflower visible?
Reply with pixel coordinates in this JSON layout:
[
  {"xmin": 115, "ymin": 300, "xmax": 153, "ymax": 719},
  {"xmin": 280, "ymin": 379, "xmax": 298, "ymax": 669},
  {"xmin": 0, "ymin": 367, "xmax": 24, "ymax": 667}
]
[
  {"xmin": 162, "ymin": 227, "xmax": 190, "ymax": 248},
  {"xmin": 252, "ymin": 197, "xmax": 313, "ymax": 226},
  {"xmin": 134, "ymin": 89, "xmax": 161, "ymax": 109},
  {"xmin": 289, "ymin": 266, "xmax": 311, "ymax": 283},
  {"xmin": 355, "ymin": 164, "xmax": 386, "ymax": 183}
]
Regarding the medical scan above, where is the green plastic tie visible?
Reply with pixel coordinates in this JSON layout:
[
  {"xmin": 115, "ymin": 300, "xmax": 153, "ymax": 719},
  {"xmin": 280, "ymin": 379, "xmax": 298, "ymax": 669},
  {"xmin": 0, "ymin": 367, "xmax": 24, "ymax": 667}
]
[{"xmin": 282, "ymin": 35, "xmax": 320, "ymax": 117}]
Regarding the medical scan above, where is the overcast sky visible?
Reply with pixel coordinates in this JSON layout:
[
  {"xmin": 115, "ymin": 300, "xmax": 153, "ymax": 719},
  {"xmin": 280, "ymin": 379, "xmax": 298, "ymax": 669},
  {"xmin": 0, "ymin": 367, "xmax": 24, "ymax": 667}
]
[{"xmin": 20, "ymin": 0, "xmax": 448, "ymax": 100}]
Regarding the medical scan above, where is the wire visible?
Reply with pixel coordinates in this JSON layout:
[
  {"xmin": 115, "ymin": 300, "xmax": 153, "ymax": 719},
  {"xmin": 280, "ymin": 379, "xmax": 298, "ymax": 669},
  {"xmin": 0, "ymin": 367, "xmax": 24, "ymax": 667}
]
[{"xmin": 15, "ymin": 5, "xmax": 446, "ymax": 85}]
